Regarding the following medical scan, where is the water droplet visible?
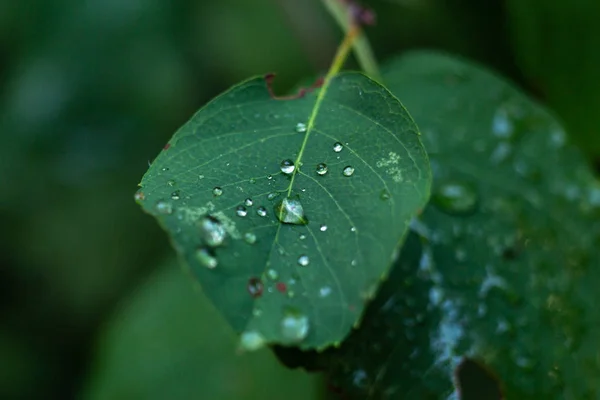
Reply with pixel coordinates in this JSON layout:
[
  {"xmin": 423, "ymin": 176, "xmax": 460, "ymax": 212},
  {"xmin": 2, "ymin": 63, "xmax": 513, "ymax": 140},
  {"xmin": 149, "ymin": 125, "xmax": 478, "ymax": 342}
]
[
  {"xmin": 213, "ymin": 187, "xmax": 223, "ymax": 196},
  {"xmin": 281, "ymin": 308, "xmax": 309, "ymax": 342},
  {"xmin": 333, "ymin": 142, "xmax": 343, "ymax": 152},
  {"xmin": 297, "ymin": 255, "xmax": 310, "ymax": 266},
  {"xmin": 342, "ymin": 166, "xmax": 355, "ymax": 177},
  {"xmin": 256, "ymin": 206, "xmax": 267, "ymax": 217},
  {"xmin": 240, "ymin": 330, "xmax": 265, "ymax": 351},
  {"xmin": 171, "ymin": 190, "xmax": 181, "ymax": 200},
  {"xmin": 247, "ymin": 277, "xmax": 264, "ymax": 298},
  {"xmin": 244, "ymin": 232, "xmax": 257, "ymax": 244},
  {"xmin": 155, "ymin": 200, "xmax": 173, "ymax": 215},
  {"xmin": 198, "ymin": 174, "xmax": 205, "ymax": 180},
  {"xmin": 319, "ymin": 286, "xmax": 332, "ymax": 297},
  {"xmin": 161, "ymin": 167, "xmax": 169, "ymax": 172},
  {"xmin": 380, "ymin": 189, "xmax": 390, "ymax": 200},
  {"xmin": 267, "ymin": 192, "xmax": 279, "ymax": 201},
  {"xmin": 280, "ymin": 159, "xmax": 295, "ymax": 174},
  {"xmin": 236, "ymin": 206, "xmax": 248, "ymax": 217},
  {"xmin": 492, "ymin": 107, "xmax": 514, "ymax": 138},
  {"xmin": 249, "ymin": 177, "xmax": 256, "ymax": 184},
  {"xmin": 196, "ymin": 247, "xmax": 217, "ymax": 269},
  {"xmin": 319, "ymin": 224, "xmax": 328, "ymax": 232},
  {"xmin": 244, "ymin": 198, "xmax": 253, "ymax": 207},
  {"xmin": 351, "ymin": 226, "xmax": 357, "ymax": 232},
  {"xmin": 295, "ymin": 122, "xmax": 307, "ymax": 133},
  {"xmin": 198, "ymin": 216, "xmax": 227, "ymax": 247},
  {"xmin": 299, "ymin": 234, "xmax": 306, "ymax": 240},
  {"xmin": 267, "ymin": 175, "xmax": 273, "ymax": 180},
  {"xmin": 433, "ymin": 181, "xmax": 478, "ymax": 215},
  {"xmin": 316, "ymin": 163, "xmax": 328, "ymax": 176},
  {"xmin": 134, "ymin": 190, "xmax": 145, "ymax": 202},
  {"xmin": 274, "ymin": 198, "xmax": 307, "ymax": 225},
  {"xmin": 266, "ymin": 269, "xmax": 279, "ymax": 280},
  {"xmin": 287, "ymin": 290, "xmax": 295, "ymax": 298}
]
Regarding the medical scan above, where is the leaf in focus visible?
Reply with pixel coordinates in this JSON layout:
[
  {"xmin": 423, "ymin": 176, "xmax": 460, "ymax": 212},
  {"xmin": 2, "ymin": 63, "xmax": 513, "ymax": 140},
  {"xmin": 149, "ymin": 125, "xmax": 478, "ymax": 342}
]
[
  {"xmin": 506, "ymin": 0, "xmax": 600, "ymax": 158},
  {"xmin": 312, "ymin": 52, "xmax": 600, "ymax": 399},
  {"xmin": 82, "ymin": 261, "xmax": 320, "ymax": 400},
  {"xmin": 135, "ymin": 73, "xmax": 431, "ymax": 350}
]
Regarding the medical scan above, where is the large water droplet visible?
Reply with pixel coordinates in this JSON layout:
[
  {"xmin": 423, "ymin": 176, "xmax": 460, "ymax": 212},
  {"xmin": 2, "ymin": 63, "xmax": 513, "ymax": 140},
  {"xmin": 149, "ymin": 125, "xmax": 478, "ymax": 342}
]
[
  {"xmin": 342, "ymin": 166, "xmax": 355, "ymax": 177},
  {"xmin": 295, "ymin": 122, "xmax": 307, "ymax": 133},
  {"xmin": 156, "ymin": 200, "xmax": 173, "ymax": 215},
  {"xmin": 239, "ymin": 330, "xmax": 266, "ymax": 351},
  {"xmin": 316, "ymin": 163, "xmax": 328, "ymax": 176},
  {"xmin": 247, "ymin": 277, "xmax": 264, "ymax": 298},
  {"xmin": 244, "ymin": 232, "xmax": 257, "ymax": 244},
  {"xmin": 433, "ymin": 181, "xmax": 478, "ymax": 215},
  {"xmin": 236, "ymin": 206, "xmax": 248, "ymax": 217},
  {"xmin": 280, "ymin": 159, "xmax": 295, "ymax": 174},
  {"xmin": 213, "ymin": 187, "xmax": 223, "ymax": 196},
  {"xmin": 198, "ymin": 216, "xmax": 227, "ymax": 247},
  {"xmin": 196, "ymin": 247, "xmax": 217, "ymax": 269},
  {"xmin": 256, "ymin": 206, "xmax": 267, "ymax": 217},
  {"xmin": 333, "ymin": 142, "xmax": 343, "ymax": 152},
  {"xmin": 244, "ymin": 198, "xmax": 253, "ymax": 207},
  {"xmin": 297, "ymin": 255, "xmax": 310, "ymax": 266},
  {"xmin": 281, "ymin": 308, "xmax": 309, "ymax": 342},
  {"xmin": 274, "ymin": 198, "xmax": 307, "ymax": 225}
]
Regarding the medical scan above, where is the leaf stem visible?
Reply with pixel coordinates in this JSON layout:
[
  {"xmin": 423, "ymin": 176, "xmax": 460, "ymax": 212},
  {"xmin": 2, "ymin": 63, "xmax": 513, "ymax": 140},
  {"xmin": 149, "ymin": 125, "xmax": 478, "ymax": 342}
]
[{"xmin": 321, "ymin": 0, "xmax": 381, "ymax": 81}]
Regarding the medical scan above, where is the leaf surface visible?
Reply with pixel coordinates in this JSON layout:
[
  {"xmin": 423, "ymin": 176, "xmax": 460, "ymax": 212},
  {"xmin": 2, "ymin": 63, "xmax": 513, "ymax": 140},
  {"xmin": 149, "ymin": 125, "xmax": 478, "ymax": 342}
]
[
  {"xmin": 136, "ymin": 73, "xmax": 431, "ymax": 349},
  {"xmin": 310, "ymin": 52, "xmax": 600, "ymax": 399}
]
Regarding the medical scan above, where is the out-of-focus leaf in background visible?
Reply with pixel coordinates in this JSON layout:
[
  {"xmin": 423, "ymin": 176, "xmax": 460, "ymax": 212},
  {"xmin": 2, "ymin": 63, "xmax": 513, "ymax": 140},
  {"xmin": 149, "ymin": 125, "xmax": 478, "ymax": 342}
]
[
  {"xmin": 83, "ymin": 260, "xmax": 320, "ymax": 400},
  {"xmin": 506, "ymin": 0, "xmax": 600, "ymax": 160}
]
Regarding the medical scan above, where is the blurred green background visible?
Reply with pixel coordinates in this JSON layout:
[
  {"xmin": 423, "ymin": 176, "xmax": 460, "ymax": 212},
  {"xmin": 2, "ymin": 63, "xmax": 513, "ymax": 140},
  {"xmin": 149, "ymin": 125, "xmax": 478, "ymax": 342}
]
[{"xmin": 1, "ymin": 0, "xmax": 598, "ymax": 399}]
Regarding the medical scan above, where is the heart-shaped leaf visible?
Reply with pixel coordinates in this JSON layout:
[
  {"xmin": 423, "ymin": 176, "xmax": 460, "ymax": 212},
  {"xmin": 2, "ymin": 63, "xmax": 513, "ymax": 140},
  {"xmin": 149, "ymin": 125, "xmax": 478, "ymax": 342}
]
[
  {"xmin": 302, "ymin": 52, "xmax": 600, "ymax": 398},
  {"xmin": 135, "ymin": 73, "xmax": 431, "ymax": 349}
]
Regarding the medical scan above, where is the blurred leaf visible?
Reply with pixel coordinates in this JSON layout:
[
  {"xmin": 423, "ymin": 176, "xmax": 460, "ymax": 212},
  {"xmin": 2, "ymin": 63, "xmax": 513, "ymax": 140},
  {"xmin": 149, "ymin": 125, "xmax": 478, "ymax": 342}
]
[
  {"xmin": 297, "ymin": 51, "xmax": 600, "ymax": 398},
  {"xmin": 136, "ymin": 73, "xmax": 431, "ymax": 350},
  {"xmin": 506, "ymin": 0, "xmax": 600, "ymax": 158},
  {"xmin": 83, "ymin": 261, "xmax": 320, "ymax": 400}
]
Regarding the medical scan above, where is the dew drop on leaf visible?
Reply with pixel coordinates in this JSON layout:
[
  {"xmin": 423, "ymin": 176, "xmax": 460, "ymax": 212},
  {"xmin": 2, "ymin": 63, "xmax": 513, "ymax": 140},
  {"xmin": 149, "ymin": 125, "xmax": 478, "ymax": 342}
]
[
  {"xmin": 343, "ymin": 166, "xmax": 355, "ymax": 177},
  {"xmin": 256, "ymin": 206, "xmax": 267, "ymax": 217},
  {"xmin": 316, "ymin": 163, "xmax": 328, "ymax": 176},
  {"xmin": 244, "ymin": 232, "xmax": 257, "ymax": 244},
  {"xmin": 274, "ymin": 198, "xmax": 307, "ymax": 225},
  {"xmin": 247, "ymin": 277, "xmax": 264, "ymax": 298},
  {"xmin": 380, "ymin": 189, "xmax": 390, "ymax": 200},
  {"xmin": 239, "ymin": 330, "xmax": 266, "ymax": 351},
  {"xmin": 244, "ymin": 198, "xmax": 253, "ymax": 207},
  {"xmin": 198, "ymin": 215, "xmax": 227, "ymax": 247},
  {"xmin": 433, "ymin": 181, "xmax": 478, "ymax": 215},
  {"xmin": 297, "ymin": 255, "xmax": 310, "ymax": 266},
  {"xmin": 236, "ymin": 205, "xmax": 248, "ymax": 217},
  {"xmin": 333, "ymin": 142, "xmax": 344, "ymax": 152},
  {"xmin": 280, "ymin": 159, "xmax": 296, "ymax": 174},
  {"xmin": 281, "ymin": 308, "xmax": 310, "ymax": 342},
  {"xmin": 249, "ymin": 177, "xmax": 256, "ymax": 184},
  {"xmin": 155, "ymin": 200, "xmax": 173, "ymax": 215},
  {"xmin": 319, "ymin": 224, "xmax": 328, "ymax": 232},
  {"xmin": 134, "ymin": 190, "xmax": 145, "ymax": 202},
  {"xmin": 295, "ymin": 122, "xmax": 307, "ymax": 133},
  {"xmin": 266, "ymin": 269, "xmax": 279, "ymax": 280},
  {"xmin": 319, "ymin": 286, "xmax": 332, "ymax": 297},
  {"xmin": 196, "ymin": 247, "xmax": 217, "ymax": 269},
  {"xmin": 212, "ymin": 187, "xmax": 223, "ymax": 196},
  {"xmin": 267, "ymin": 192, "xmax": 279, "ymax": 201},
  {"xmin": 171, "ymin": 190, "xmax": 180, "ymax": 200},
  {"xmin": 299, "ymin": 234, "xmax": 306, "ymax": 240}
]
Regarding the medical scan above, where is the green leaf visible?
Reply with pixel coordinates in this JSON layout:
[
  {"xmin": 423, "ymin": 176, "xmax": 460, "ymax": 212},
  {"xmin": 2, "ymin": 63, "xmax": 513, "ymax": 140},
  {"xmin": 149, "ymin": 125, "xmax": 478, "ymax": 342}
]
[
  {"xmin": 310, "ymin": 52, "xmax": 600, "ymax": 398},
  {"xmin": 136, "ymin": 73, "xmax": 431, "ymax": 350},
  {"xmin": 506, "ymin": 0, "xmax": 600, "ymax": 158},
  {"xmin": 82, "ymin": 261, "xmax": 321, "ymax": 400}
]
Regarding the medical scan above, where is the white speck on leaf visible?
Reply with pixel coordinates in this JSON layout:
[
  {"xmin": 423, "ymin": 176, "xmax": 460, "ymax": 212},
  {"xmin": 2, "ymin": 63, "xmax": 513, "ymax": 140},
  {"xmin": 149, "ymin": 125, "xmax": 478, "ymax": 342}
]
[{"xmin": 376, "ymin": 151, "xmax": 403, "ymax": 182}]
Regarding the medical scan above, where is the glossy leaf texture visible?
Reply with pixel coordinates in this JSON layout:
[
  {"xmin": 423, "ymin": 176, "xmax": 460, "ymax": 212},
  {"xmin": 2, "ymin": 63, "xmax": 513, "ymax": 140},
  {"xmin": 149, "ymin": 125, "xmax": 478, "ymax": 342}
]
[
  {"xmin": 82, "ymin": 261, "xmax": 320, "ymax": 400},
  {"xmin": 135, "ymin": 73, "xmax": 431, "ymax": 350},
  {"xmin": 308, "ymin": 52, "xmax": 600, "ymax": 399}
]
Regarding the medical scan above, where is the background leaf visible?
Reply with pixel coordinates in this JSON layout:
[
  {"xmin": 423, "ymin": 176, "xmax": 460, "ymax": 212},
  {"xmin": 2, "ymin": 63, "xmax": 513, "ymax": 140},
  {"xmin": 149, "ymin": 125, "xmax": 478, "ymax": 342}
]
[
  {"xmin": 83, "ymin": 260, "xmax": 320, "ymax": 400},
  {"xmin": 506, "ymin": 0, "xmax": 600, "ymax": 158},
  {"xmin": 303, "ymin": 51, "xmax": 600, "ymax": 399},
  {"xmin": 136, "ymin": 73, "xmax": 431, "ymax": 349}
]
